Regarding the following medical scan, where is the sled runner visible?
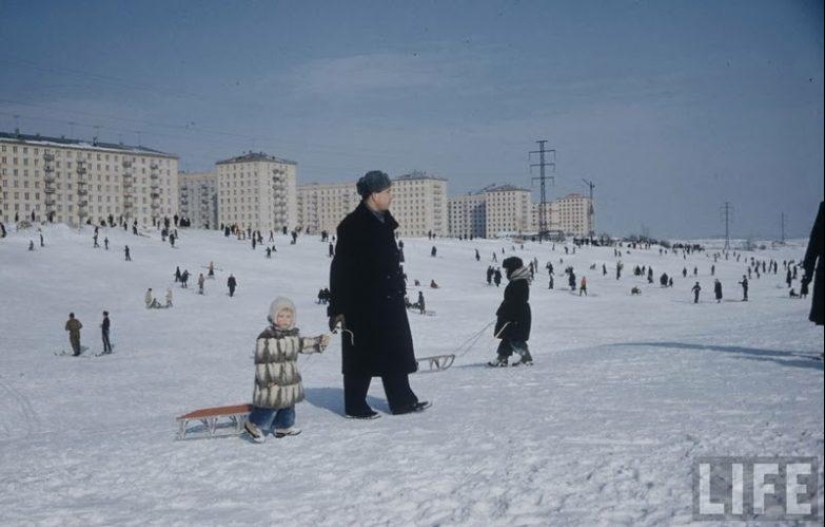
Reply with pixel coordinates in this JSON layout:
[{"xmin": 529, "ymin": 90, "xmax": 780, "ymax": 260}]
[
  {"xmin": 415, "ymin": 354, "xmax": 455, "ymax": 373},
  {"xmin": 176, "ymin": 403, "xmax": 252, "ymax": 440}
]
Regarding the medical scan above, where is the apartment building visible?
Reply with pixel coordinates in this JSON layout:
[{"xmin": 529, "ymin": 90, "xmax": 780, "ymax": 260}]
[
  {"xmin": 179, "ymin": 171, "xmax": 218, "ymax": 229},
  {"xmin": 0, "ymin": 131, "xmax": 178, "ymax": 226},
  {"xmin": 390, "ymin": 172, "xmax": 448, "ymax": 238},
  {"xmin": 485, "ymin": 185, "xmax": 532, "ymax": 238},
  {"xmin": 216, "ymin": 152, "xmax": 297, "ymax": 231},
  {"xmin": 448, "ymin": 192, "xmax": 487, "ymax": 238},
  {"xmin": 296, "ymin": 172, "xmax": 448, "ymax": 237},
  {"xmin": 554, "ymin": 192, "xmax": 592, "ymax": 237},
  {"xmin": 296, "ymin": 181, "xmax": 360, "ymax": 235}
]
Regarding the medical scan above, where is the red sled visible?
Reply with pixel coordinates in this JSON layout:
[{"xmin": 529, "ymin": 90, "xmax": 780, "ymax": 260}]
[{"xmin": 176, "ymin": 403, "xmax": 252, "ymax": 440}]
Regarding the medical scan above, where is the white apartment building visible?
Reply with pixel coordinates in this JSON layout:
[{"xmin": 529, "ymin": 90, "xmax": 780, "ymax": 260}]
[
  {"xmin": 216, "ymin": 152, "xmax": 297, "ymax": 231},
  {"xmin": 296, "ymin": 181, "xmax": 360, "ymax": 235},
  {"xmin": 554, "ymin": 192, "xmax": 593, "ymax": 237},
  {"xmin": 297, "ymin": 172, "xmax": 448, "ymax": 238},
  {"xmin": 179, "ymin": 171, "xmax": 218, "ymax": 229},
  {"xmin": 390, "ymin": 172, "xmax": 448, "ymax": 238},
  {"xmin": 1, "ymin": 131, "xmax": 178, "ymax": 226},
  {"xmin": 448, "ymin": 192, "xmax": 487, "ymax": 238},
  {"xmin": 485, "ymin": 185, "xmax": 532, "ymax": 238}
]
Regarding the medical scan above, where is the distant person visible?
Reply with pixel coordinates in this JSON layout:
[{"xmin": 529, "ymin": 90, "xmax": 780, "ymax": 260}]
[
  {"xmin": 124, "ymin": 245, "xmax": 131, "ymax": 261},
  {"xmin": 227, "ymin": 274, "xmax": 237, "ymax": 297},
  {"xmin": 198, "ymin": 273, "xmax": 205, "ymax": 295},
  {"xmin": 738, "ymin": 276, "xmax": 749, "ymax": 301},
  {"xmin": 714, "ymin": 279, "xmax": 723, "ymax": 303},
  {"xmin": 579, "ymin": 276, "xmax": 587, "ymax": 296},
  {"xmin": 101, "ymin": 311, "xmax": 113, "ymax": 355},
  {"xmin": 65, "ymin": 313, "xmax": 83, "ymax": 356},
  {"xmin": 692, "ymin": 282, "xmax": 701, "ymax": 304},
  {"xmin": 145, "ymin": 288, "xmax": 160, "ymax": 309},
  {"xmin": 165, "ymin": 288, "xmax": 173, "ymax": 308},
  {"xmin": 801, "ymin": 201, "xmax": 824, "ymax": 332}
]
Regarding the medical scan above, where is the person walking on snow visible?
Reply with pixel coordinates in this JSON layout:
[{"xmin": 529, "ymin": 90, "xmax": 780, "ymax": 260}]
[
  {"xmin": 198, "ymin": 273, "xmax": 205, "ymax": 295},
  {"xmin": 243, "ymin": 297, "xmax": 331, "ymax": 443},
  {"xmin": 738, "ymin": 275, "xmax": 749, "ymax": 301},
  {"xmin": 580, "ymin": 276, "xmax": 588, "ymax": 296},
  {"xmin": 488, "ymin": 257, "xmax": 533, "ymax": 367},
  {"xmin": 227, "ymin": 274, "xmax": 237, "ymax": 297},
  {"xmin": 328, "ymin": 170, "xmax": 429, "ymax": 418},
  {"xmin": 714, "ymin": 279, "xmax": 723, "ymax": 303},
  {"xmin": 65, "ymin": 313, "xmax": 83, "ymax": 356},
  {"xmin": 692, "ymin": 282, "xmax": 702, "ymax": 304},
  {"xmin": 101, "ymin": 311, "xmax": 113, "ymax": 355}
]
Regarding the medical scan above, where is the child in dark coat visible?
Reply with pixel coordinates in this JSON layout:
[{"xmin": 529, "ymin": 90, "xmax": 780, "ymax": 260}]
[{"xmin": 489, "ymin": 257, "xmax": 533, "ymax": 367}]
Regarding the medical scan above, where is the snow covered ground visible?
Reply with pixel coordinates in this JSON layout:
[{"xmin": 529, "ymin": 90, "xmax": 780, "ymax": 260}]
[{"xmin": 0, "ymin": 223, "xmax": 822, "ymax": 526}]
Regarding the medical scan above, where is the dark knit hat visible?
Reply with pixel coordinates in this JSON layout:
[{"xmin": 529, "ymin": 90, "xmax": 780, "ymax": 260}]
[
  {"xmin": 356, "ymin": 170, "xmax": 392, "ymax": 198},
  {"xmin": 501, "ymin": 257, "xmax": 523, "ymax": 278}
]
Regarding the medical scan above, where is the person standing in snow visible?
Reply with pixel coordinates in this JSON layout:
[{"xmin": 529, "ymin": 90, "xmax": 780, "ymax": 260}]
[
  {"xmin": 579, "ymin": 276, "xmax": 588, "ymax": 296},
  {"xmin": 489, "ymin": 257, "xmax": 533, "ymax": 367},
  {"xmin": 328, "ymin": 170, "xmax": 429, "ymax": 418},
  {"xmin": 65, "ymin": 313, "xmax": 83, "ymax": 356},
  {"xmin": 738, "ymin": 275, "xmax": 749, "ymax": 302},
  {"xmin": 714, "ymin": 279, "xmax": 723, "ymax": 303},
  {"xmin": 493, "ymin": 268, "xmax": 502, "ymax": 287},
  {"xmin": 227, "ymin": 274, "xmax": 237, "ymax": 297},
  {"xmin": 692, "ymin": 282, "xmax": 702, "ymax": 304},
  {"xmin": 417, "ymin": 291, "xmax": 426, "ymax": 314},
  {"xmin": 145, "ymin": 288, "xmax": 159, "ymax": 309},
  {"xmin": 198, "ymin": 273, "xmax": 206, "ymax": 295},
  {"xmin": 243, "ymin": 297, "xmax": 331, "ymax": 443},
  {"xmin": 124, "ymin": 245, "xmax": 131, "ymax": 261},
  {"xmin": 165, "ymin": 288, "xmax": 173, "ymax": 308},
  {"xmin": 101, "ymin": 311, "xmax": 113, "ymax": 355},
  {"xmin": 801, "ymin": 201, "xmax": 824, "ymax": 329}
]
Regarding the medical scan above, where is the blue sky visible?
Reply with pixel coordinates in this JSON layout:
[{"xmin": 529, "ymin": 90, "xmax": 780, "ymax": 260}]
[{"xmin": 1, "ymin": 0, "xmax": 822, "ymax": 238}]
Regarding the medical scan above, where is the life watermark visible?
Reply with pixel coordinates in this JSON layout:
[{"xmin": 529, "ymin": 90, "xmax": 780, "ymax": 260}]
[{"xmin": 693, "ymin": 457, "xmax": 820, "ymax": 522}]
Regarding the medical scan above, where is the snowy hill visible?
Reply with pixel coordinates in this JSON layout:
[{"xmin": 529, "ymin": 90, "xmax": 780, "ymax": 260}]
[{"xmin": 0, "ymin": 223, "xmax": 822, "ymax": 526}]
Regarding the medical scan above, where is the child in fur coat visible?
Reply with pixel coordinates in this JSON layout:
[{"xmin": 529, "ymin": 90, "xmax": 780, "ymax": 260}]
[{"xmin": 244, "ymin": 297, "xmax": 330, "ymax": 442}]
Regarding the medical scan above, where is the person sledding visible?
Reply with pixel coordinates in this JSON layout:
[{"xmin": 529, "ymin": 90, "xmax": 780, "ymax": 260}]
[{"xmin": 488, "ymin": 256, "xmax": 533, "ymax": 367}]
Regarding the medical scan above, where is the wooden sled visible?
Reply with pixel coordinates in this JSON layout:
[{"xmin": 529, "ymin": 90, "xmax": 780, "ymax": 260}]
[
  {"xmin": 415, "ymin": 354, "xmax": 455, "ymax": 373},
  {"xmin": 176, "ymin": 403, "xmax": 252, "ymax": 440}
]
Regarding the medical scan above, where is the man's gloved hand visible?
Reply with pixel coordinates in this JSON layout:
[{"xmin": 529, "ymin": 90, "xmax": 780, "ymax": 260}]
[{"xmin": 329, "ymin": 314, "xmax": 345, "ymax": 333}]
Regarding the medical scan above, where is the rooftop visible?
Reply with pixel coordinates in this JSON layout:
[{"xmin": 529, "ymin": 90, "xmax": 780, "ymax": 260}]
[
  {"xmin": 215, "ymin": 151, "xmax": 297, "ymax": 166},
  {"xmin": 0, "ymin": 130, "xmax": 177, "ymax": 158}
]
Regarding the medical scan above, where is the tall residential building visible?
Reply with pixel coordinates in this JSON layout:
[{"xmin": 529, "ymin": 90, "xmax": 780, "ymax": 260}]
[
  {"xmin": 390, "ymin": 172, "xmax": 448, "ymax": 237},
  {"xmin": 1, "ymin": 131, "xmax": 178, "ymax": 226},
  {"xmin": 554, "ymin": 192, "xmax": 592, "ymax": 237},
  {"xmin": 448, "ymin": 192, "xmax": 487, "ymax": 238},
  {"xmin": 485, "ymin": 185, "xmax": 532, "ymax": 238},
  {"xmin": 216, "ymin": 152, "xmax": 297, "ymax": 231},
  {"xmin": 297, "ymin": 172, "xmax": 448, "ymax": 237},
  {"xmin": 179, "ymin": 171, "xmax": 218, "ymax": 229},
  {"xmin": 296, "ymin": 181, "xmax": 360, "ymax": 235}
]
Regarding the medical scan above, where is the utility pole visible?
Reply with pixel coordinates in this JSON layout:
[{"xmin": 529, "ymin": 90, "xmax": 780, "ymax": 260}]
[
  {"xmin": 721, "ymin": 202, "xmax": 733, "ymax": 251},
  {"xmin": 780, "ymin": 212, "xmax": 786, "ymax": 244},
  {"xmin": 582, "ymin": 178, "xmax": 595, "ymax": 243},
  {"xmin": 530, "ymin": 140, "xmax": 555, "ymax": 241}
]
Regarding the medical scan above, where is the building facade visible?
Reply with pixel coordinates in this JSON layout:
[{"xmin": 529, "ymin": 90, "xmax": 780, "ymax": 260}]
[
  {"xmin": 484, "ymin": 185, "xmax": 533, "ymax": 238},
  {"xmin": 1, "ymin": 131, "xmax": 178, "ymax": 226},
  {"xmin": 448, "ymin": 192, "xmax": 487, "ymax": 238},
  {"xmin": 553, "ymin": 192, "xmax": 592, "ymax": 237},
  {"xmin": 179, "ymin": 171, "xmax": 218, "ymax": 229},
  {"xmin": 216, "ymin": 152, "xmax": 297, "ymax": 232},
  {"xmin": 389, "ymin": 172, "xmax": 448, "ymax": 238},
  {"xmin": 296, "ymin": 181, "xmax": 361, "ymax": 235},
  {"xmin": 296, "ymin": 172, "xmax": 448, "ymax": 237}
]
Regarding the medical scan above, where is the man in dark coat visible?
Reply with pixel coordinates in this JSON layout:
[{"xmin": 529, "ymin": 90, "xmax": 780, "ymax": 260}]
[
  {"xmin": 489, "ymin": 257, "xmax": 533, "ymax": 367},
  {"xmin": 227, "ymin": 274, "xmax": 237, "ymax": 297},
  {"xmin": 802, "ymin": 201, "xmax": 824, "ymax": 327},
  {"xmin": 101, "ymin": 311, "xmax": 113, "ymax": 355},
  {"xmin": 328, "ymin": 170, "xmax": 428, "ymax": 418}
]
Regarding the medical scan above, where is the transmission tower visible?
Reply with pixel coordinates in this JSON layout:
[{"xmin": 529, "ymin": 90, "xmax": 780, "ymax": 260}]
[
  {"xmin": 529, "ymin": 140, "xmax": 555, "ymax": 241},
  {"xmin": 721, "ymin": 202, "xmax": 733, "ymax": 251},
  {"xmin": 780, "ymin": 212, "xmax": 786, "ymax": 244}
]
